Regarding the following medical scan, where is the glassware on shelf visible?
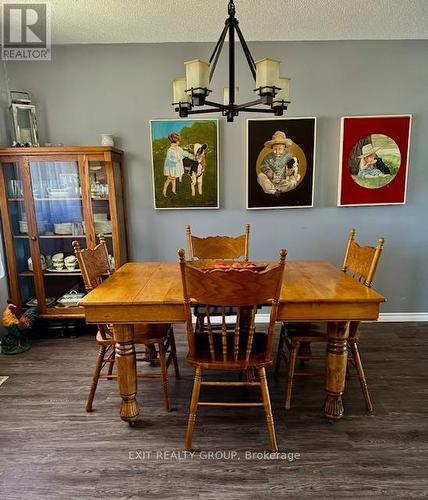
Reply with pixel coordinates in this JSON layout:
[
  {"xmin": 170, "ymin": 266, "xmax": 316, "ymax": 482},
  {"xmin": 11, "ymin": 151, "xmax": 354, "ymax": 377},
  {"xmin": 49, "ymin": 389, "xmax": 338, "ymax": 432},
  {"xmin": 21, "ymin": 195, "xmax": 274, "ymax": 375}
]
[
  {"xmin": 7, "ymin": 179, "xmax": 23, "ymax": 198},
  {"xmin": 27, "ymin": 255, "xmax": 47, "ymax": 271}
]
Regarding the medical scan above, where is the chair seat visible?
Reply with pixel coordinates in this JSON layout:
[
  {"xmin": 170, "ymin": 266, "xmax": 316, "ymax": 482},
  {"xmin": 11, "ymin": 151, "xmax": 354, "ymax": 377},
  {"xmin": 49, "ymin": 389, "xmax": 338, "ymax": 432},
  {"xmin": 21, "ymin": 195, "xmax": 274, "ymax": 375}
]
[
  {"xmin": 186, "ymin": 331, "xmax": 272, "ymax": 369},
  {"xmin": 95, "ymin": 323, "xmax": 171, "ymax": 345}
]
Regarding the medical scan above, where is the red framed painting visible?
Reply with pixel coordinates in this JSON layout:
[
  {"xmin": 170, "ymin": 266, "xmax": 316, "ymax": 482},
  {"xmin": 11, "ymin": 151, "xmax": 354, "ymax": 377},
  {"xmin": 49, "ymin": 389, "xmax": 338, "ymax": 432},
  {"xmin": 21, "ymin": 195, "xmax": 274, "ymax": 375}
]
[{"xmin": 338, "ymin": 115, "xmax": 412, "ymax": 206}]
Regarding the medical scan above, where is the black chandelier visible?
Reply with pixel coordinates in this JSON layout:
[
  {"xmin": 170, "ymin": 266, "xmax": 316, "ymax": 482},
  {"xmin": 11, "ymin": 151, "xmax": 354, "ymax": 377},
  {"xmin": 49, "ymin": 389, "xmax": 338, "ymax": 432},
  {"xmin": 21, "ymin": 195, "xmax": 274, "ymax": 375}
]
[{"xmin": 172, "ymin": 0, "xmax": 290, "ymax": 122}]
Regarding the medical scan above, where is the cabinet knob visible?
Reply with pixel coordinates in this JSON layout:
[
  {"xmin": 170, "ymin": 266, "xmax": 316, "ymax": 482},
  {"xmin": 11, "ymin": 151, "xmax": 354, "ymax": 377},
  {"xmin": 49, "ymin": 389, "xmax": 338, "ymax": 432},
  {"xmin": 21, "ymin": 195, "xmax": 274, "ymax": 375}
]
[{"xmin": 30, "ymin": 236, "xmax": 37, "ymax": 241}]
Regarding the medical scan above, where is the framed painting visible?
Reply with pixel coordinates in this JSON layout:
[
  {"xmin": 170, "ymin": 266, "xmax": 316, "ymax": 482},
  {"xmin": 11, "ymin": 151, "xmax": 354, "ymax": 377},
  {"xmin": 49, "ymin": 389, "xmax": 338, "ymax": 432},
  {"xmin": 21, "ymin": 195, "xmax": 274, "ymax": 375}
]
[
  {"xmin": 150, "ymin": 119, "xmax": 219, "ymax": 209},
  {"xmin": 246, "ymin": 117, "xmax": 316, "ymax": 209},
  {"xmin": 338, "ymin": 115, "xmax": 412, "ymax": 206}
]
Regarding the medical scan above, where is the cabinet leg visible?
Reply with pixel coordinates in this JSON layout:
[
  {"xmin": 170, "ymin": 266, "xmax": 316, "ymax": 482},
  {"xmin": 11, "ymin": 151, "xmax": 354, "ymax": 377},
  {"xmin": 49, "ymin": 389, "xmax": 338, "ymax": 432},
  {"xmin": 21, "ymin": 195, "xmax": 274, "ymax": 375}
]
[{"xmin": 113, "ymin": 324, "xmax": 140, "ymax": 423}]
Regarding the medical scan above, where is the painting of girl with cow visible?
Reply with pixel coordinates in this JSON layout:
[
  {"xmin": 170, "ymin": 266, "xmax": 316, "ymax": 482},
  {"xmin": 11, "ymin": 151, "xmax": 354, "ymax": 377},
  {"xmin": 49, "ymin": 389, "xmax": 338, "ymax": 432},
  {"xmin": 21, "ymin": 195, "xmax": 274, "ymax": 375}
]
[{"xmin": 150, "ymin": 119, "xmax": 219, "ymax": 209}]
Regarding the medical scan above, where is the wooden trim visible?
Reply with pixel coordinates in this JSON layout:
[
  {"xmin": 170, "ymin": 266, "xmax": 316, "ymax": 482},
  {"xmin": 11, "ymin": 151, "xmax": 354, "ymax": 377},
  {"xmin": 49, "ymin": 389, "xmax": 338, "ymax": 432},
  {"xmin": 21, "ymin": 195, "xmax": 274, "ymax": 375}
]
[
  {"xmin": 118, "ymin": 154, "xmax": 129, "ymax": 264},
  {"xmin": 21, "ymin": 159, "xmax": 47, "ymax": 314},
  {"xmin": 105, "ymin": 157, "xmax": 121, "ymax": 265},
  {"xmin": 0, "ymin": 163, "xmax": 20, "ymax": 304},
  {"xmin": 0, "ymin": 146, "xmax": 123, "ymax": 156},
  {"xmin": 78, "ymin": 154, "xmax": 95, "ymax": 249}
]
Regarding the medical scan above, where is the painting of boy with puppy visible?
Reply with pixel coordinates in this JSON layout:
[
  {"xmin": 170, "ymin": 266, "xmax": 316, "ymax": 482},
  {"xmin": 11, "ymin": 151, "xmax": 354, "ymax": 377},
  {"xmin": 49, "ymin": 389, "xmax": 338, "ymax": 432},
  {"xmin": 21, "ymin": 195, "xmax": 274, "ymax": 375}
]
[{"xmin": 247, "ymin": 118, "xmax": 316, "ymax": 209}]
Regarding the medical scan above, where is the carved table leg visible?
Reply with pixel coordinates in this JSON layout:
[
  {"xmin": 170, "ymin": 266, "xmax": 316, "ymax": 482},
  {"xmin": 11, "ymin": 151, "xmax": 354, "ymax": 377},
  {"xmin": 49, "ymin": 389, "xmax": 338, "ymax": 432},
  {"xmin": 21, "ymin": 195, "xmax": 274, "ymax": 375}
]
[
  {"xmin": 113, "ymin": 324, "xmax": 140, "ymax": 423},
  {"xmin": 324, "ymin": 321, "xmax": 350, "ymax": 420}
]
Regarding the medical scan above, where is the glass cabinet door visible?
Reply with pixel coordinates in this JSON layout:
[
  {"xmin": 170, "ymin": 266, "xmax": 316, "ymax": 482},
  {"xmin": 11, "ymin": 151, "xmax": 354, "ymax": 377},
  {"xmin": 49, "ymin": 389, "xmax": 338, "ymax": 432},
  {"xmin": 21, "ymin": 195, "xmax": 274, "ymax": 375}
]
[
  {"xmin": 88, "ymin": 160, "xmax": 115, "ymax": 269},
  {"xmin": 29, "ymin": 160, "xmax": 87, "ymax": 311},
  {"xmin": 2, "ymin": 162, "xmax": 36, "ymax": 306}
]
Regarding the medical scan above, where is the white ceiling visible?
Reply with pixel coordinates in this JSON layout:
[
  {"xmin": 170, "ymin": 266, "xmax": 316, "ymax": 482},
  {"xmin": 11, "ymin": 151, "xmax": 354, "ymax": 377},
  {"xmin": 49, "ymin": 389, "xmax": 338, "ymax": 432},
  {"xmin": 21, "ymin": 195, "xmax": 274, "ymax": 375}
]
[{"xmin": 14, "ymin": 0, "xmax": 428, "ymax": 43}]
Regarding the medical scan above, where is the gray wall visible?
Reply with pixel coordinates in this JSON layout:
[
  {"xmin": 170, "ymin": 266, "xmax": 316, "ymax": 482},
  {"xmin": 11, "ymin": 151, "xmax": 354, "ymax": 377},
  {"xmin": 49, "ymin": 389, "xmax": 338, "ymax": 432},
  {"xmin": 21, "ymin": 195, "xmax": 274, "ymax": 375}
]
[{"xmin": 1, "ymin": 40, "xmax": 428, "ymax": 313}]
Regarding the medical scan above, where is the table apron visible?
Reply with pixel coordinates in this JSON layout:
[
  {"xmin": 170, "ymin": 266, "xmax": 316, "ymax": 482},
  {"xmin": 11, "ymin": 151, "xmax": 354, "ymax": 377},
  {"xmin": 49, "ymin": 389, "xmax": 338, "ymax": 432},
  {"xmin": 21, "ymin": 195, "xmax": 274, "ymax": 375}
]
[
  {"xmin": 277, "ymin": 302, "xmax": 380, "ymax": 321},
  {"xmin": 82, "ymin": 301, "xmax": 380, "ymax": 324}
]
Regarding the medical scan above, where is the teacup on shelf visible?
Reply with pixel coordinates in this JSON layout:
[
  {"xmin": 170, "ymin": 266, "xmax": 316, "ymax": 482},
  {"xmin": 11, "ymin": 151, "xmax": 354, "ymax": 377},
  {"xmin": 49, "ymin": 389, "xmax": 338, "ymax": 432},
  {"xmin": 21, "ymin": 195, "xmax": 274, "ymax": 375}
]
[{"xmin": 64, "ymin": 255, "xmax": 77, "ymax": 270}]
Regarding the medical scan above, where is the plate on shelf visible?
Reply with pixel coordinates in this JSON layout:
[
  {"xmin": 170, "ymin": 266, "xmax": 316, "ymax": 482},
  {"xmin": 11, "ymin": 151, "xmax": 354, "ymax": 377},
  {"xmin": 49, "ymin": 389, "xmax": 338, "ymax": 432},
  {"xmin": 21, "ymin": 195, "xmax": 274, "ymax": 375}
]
[
  {"xmin": 46, "ymin": 267, "xmax": 80, "ymax": 273},
  {"xmin": 26, "ymin": 297, "xmax": 56, "ymax": 307}
]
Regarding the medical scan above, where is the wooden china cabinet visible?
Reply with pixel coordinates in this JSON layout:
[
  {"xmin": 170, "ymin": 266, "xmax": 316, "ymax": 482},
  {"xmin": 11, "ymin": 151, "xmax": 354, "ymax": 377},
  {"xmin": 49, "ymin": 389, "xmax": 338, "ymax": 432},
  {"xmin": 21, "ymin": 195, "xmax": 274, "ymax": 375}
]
[{"xmin": 0, "ymin": 146, "xmax": 128, "ymax": 319}]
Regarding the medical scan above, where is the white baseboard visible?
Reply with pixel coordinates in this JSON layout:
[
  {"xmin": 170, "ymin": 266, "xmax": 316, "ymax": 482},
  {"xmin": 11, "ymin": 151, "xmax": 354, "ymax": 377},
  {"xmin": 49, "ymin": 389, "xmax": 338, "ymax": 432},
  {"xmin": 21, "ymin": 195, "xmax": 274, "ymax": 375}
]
[
  {"xmin": 207, "ymin": 313, "xmax": 428, "ymax": 324},
  {"xmin": 258, "ymin": 313, "xmax": 428, "ymax": 323},
  {"xmin": 378, "ymin": 313, "xmax": 428, "ymax": 322}
]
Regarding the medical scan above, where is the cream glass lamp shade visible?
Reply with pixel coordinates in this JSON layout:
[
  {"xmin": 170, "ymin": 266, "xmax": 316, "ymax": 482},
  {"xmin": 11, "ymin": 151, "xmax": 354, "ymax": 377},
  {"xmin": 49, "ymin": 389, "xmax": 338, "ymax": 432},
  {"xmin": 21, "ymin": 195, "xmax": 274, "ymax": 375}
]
[
  {"xmin": 173, "ymin": 78, "xmax": 191, "ymax": 103},
  {"xmin": 273, "ymin": 77, "xmax": 290, "ymax": 103},
  {"xmin": 185, "ymin": 59, "xmax": 210, "ymax": 95},
  {"xmin": 255, "ymin": 58, "xmax": 280, "ymax": 91},
  {"xmin": 223, "ymin": 86, "xmax": 239, "ymax": 105}
]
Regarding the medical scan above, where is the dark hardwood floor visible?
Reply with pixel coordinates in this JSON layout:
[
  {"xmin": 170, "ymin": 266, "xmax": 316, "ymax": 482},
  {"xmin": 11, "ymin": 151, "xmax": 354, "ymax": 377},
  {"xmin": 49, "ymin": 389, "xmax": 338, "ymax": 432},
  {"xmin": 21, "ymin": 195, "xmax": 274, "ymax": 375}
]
[{"xmin": 1, "ymin": 322, "xmax": 427, "ymax": 499}]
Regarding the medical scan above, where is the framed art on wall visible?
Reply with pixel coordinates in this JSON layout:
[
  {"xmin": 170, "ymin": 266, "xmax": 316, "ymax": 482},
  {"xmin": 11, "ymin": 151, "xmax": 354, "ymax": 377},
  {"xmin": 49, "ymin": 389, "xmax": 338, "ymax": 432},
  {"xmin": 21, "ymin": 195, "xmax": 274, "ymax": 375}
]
[
  {"xmin": 150, "ymin": 119, "xmax": 219, "ymax": 209},
  {"xmin": 338, "ymin": 115, "xmax": 412, "ymax": 206},
  {"xmin": 246, "ymin": 117, "xmax": 316, "ymax": 209}
]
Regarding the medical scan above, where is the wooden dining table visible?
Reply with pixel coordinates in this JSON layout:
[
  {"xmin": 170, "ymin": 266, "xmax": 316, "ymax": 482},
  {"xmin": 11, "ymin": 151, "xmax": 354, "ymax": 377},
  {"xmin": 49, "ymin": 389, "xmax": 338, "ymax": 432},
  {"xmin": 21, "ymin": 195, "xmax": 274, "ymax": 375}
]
[{"xmin": 80, "ymin": 260, "xmax": 385, "ymax": 424}]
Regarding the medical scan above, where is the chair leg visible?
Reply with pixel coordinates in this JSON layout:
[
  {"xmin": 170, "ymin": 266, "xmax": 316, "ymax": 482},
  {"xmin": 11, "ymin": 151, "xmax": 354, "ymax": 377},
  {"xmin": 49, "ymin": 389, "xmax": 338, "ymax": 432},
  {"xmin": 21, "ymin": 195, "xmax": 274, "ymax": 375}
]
[
  {"xmin": 274, "ymin": 324, "xmax": 286, "ymax": 380},
  {"xmin": 107, "ymin": 346, "xmax": 115, "ymax": 377},
  {"xmin": 298, "ymin": 341, "xmax": 312, "ymax": 366},
  {"xmin": 348, "ymin": 341, "xmax": 373, "ymax": 413},
  {"xmin": 185, "ymin": 366, "xmax": 203, "ymax": 451},
  {"xmin": 196, "ymin": 314, "xmax": 204, "ymax": 333},
  {"xmin": 169, "ymin": 329, "xmax": 180, "ymax": 380},
  {"xmin": 258, "ymin": 367, "xmax": 278, "ymax": 452},
  {"xmin": 158, "ymin": 341, "xmax": 171, "ymax": 412},
  {"xmin": 86, "ymin": 344, "xmax": 107, "ymax": 412},
  {"xmin": 285, "ymin": 339, "xmax": 298, "ymax": 410}
]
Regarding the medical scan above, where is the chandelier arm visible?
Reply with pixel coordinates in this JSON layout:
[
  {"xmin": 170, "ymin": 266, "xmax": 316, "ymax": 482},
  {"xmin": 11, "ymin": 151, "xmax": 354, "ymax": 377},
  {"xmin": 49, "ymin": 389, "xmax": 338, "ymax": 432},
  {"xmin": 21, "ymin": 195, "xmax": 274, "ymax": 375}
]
[
  {"xmin": 238, "ymin": 108, "xmax": 280, "ymax": 113},
  {"xmin": 209, "ymin": 21, "xmax": 229, "ymax": 83},
  {"xmin": 204, "ymin": 100, "xmax": 228, "ymax": 110},
  {"xmin": 187, "ymin": 108, "xmax": 224, "ymax": 115},
  {"xmin": 234, "ymin": 22, "xmax": 256, "ymax": 79},
  {"xmin": 234, "ymin": 99, "xmax": 263, "ymax": 111}
]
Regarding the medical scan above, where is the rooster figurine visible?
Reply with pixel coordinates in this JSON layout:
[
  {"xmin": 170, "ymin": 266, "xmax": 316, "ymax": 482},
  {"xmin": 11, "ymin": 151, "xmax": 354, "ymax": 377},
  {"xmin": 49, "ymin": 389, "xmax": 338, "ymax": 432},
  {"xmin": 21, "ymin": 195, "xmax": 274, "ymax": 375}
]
[{"xmin": 1, "ymin": 302, "xmax": 39, "ymax": 355}]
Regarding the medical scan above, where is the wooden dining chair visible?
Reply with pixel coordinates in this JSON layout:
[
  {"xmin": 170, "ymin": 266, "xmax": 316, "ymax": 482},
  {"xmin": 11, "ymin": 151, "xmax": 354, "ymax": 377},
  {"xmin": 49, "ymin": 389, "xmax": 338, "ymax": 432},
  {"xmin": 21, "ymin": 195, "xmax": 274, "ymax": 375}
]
[
  {"xmin": 73, "ymin": 234, "xmax": 180, "ymax": 413},
  {"xmin": 179, "ymin": 247, "xmax": 286, "ymax": 451},
  {"xmin": 185, "ymin": 223, "xmax": 250, "ymax": 261},
  {"xmin": 274, "ymin": 229, "xmax": 384, "ymax": 412},
  {"xmin": 185, "ymin": 224, "xmax": 250, "ymax": 331}
]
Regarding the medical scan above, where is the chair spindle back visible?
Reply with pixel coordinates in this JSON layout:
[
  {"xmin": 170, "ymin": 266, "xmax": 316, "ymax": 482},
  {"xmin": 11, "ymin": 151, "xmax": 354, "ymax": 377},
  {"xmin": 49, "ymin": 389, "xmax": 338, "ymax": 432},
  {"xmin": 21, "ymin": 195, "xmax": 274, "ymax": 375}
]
[
  {"xmin": 342, "ymin": 228, "xmax": 385, "ymax": 287},
  {"xmin": 179, "ymin": 248, "xmax": 286, "ymax": 363},
  {"xmin": 72, "ymin": 234, "xmax": 111, "ymax": 292},
  {"xmin": 185, "ymin": 224, "xmax": 250, "ymax": 261}
]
